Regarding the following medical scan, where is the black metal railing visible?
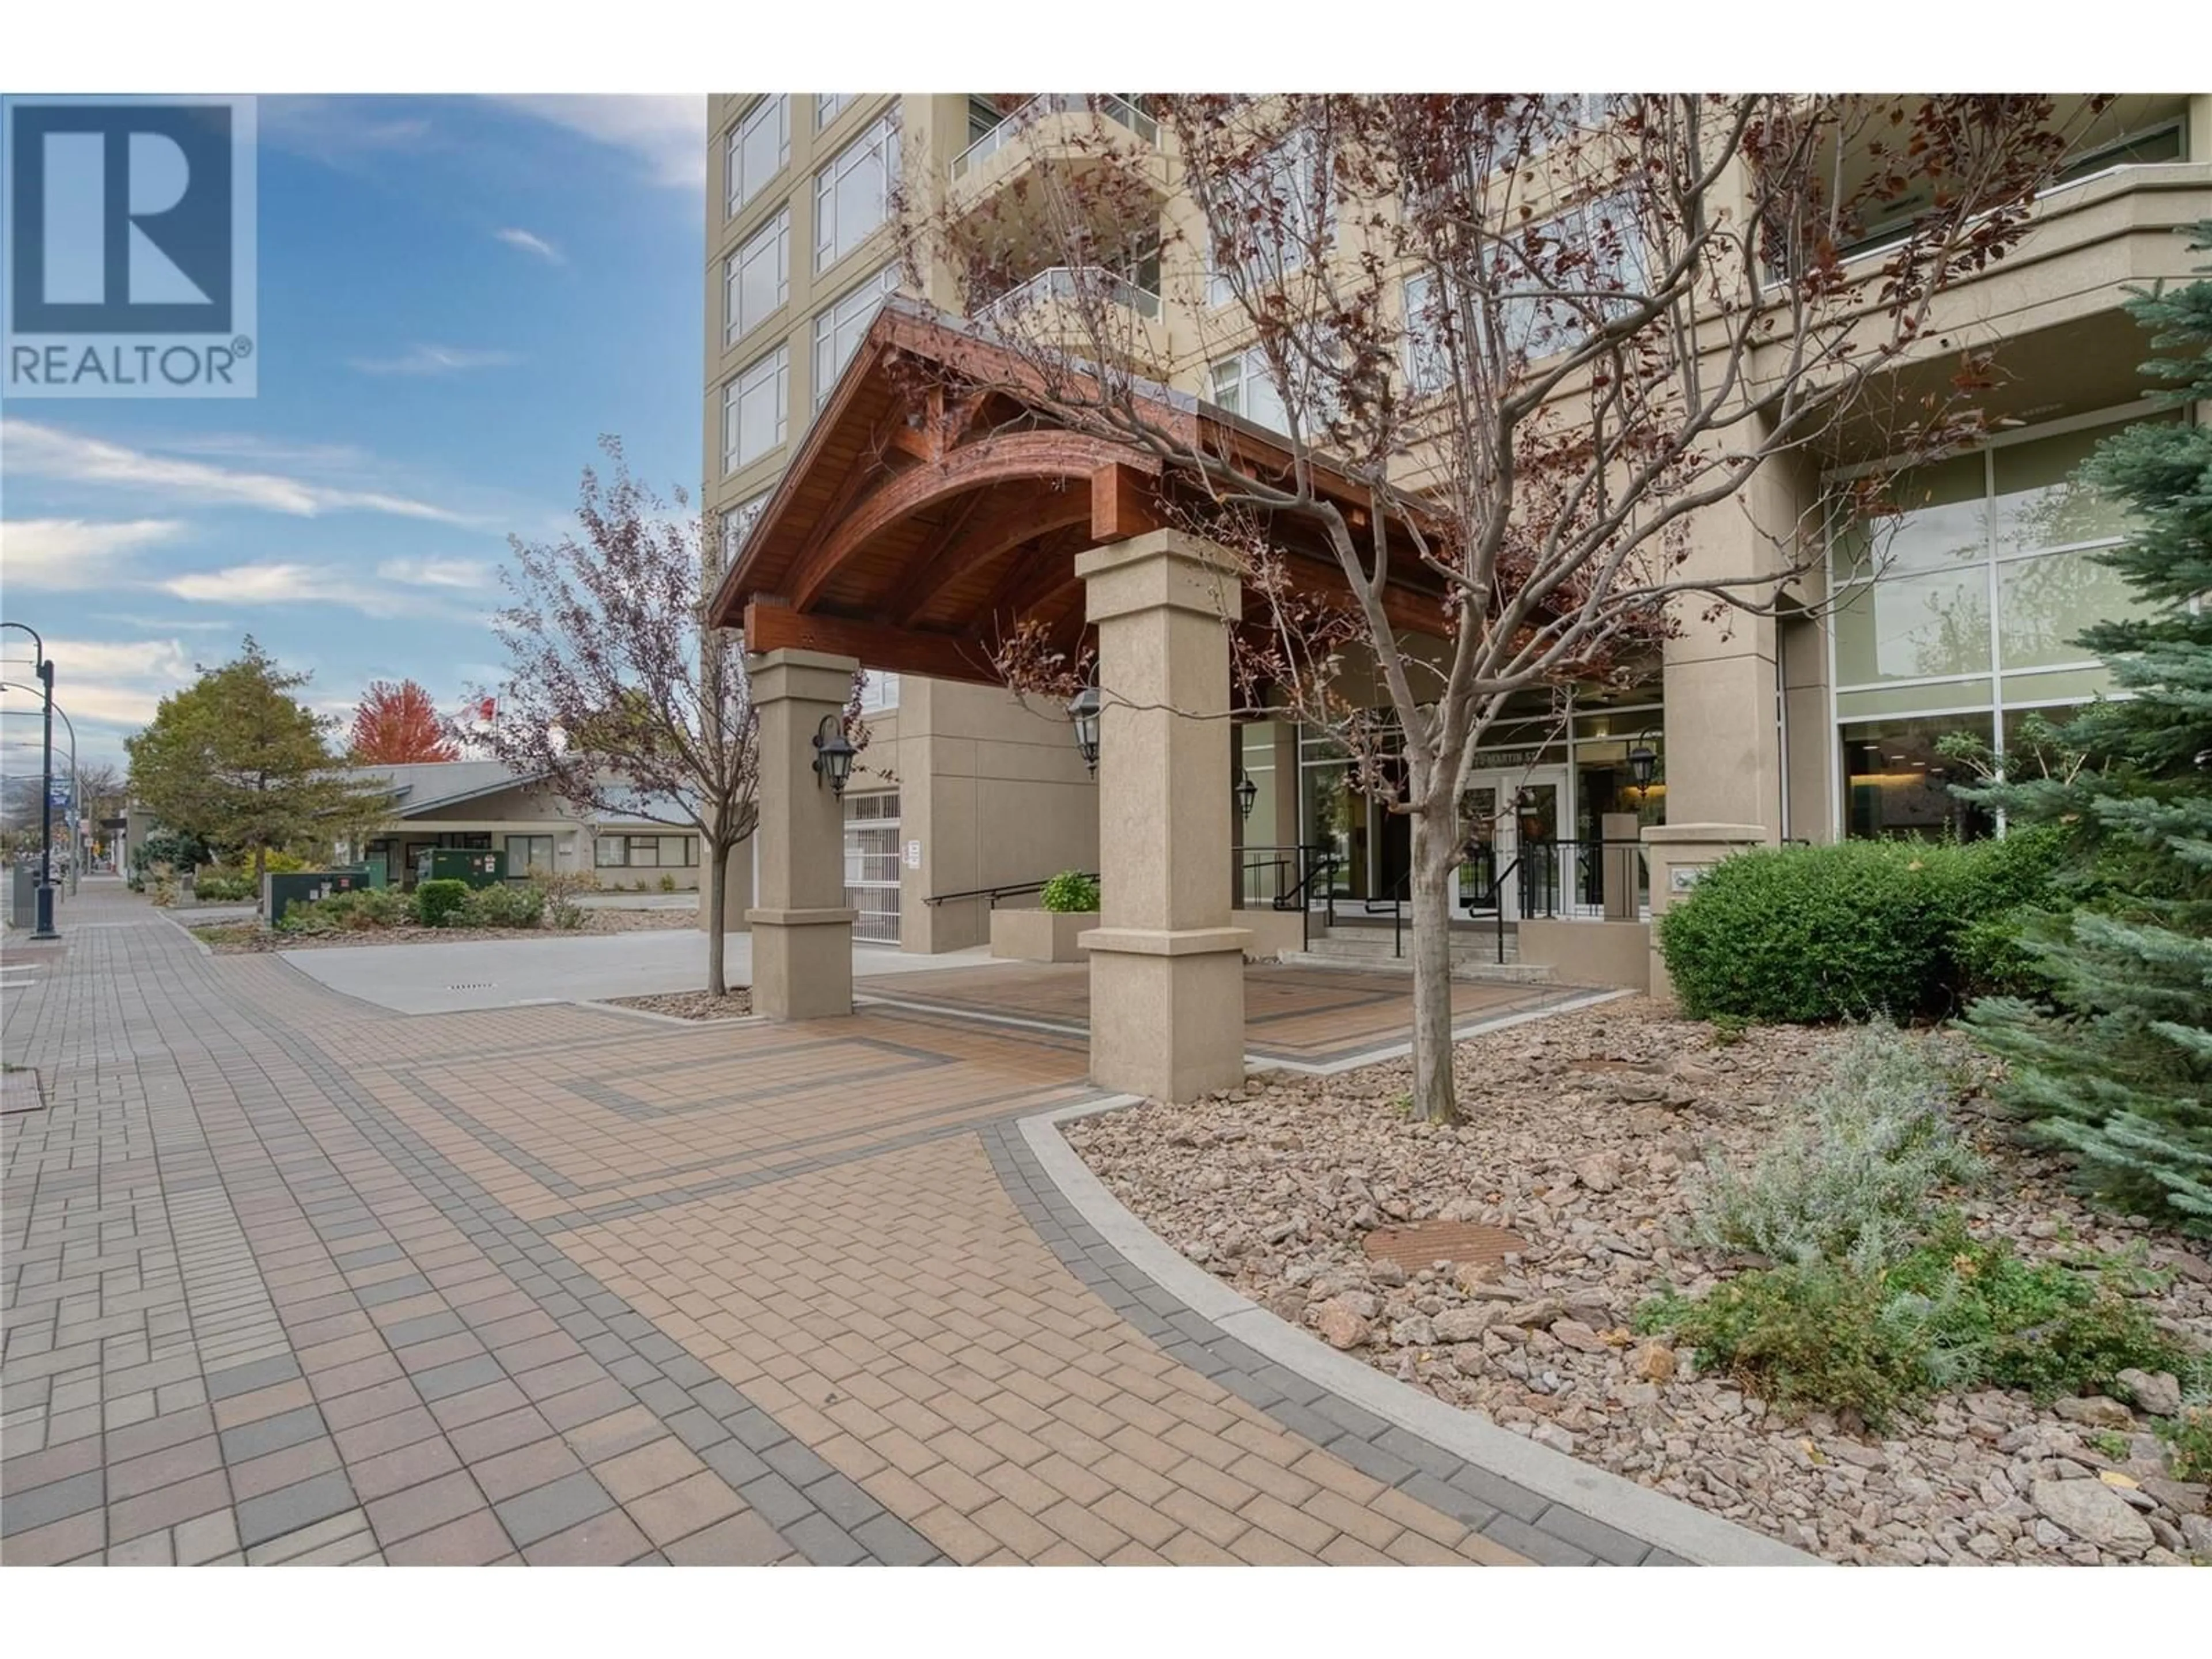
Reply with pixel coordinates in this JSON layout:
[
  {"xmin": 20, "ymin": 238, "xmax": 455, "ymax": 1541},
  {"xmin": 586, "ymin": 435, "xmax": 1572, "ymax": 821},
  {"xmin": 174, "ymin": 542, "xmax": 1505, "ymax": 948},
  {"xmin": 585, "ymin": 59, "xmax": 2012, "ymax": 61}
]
[
  {"xmin": 1459, "ymin": 837, "xmax": 1654, "ymax": 963},
  {"xmin": 1236, "ymin": 843, "xmax": 1337, "ymax": 952},
  {"xmin": 923, "ymin": 872, "xmax": 1099, "ymax": 910}
]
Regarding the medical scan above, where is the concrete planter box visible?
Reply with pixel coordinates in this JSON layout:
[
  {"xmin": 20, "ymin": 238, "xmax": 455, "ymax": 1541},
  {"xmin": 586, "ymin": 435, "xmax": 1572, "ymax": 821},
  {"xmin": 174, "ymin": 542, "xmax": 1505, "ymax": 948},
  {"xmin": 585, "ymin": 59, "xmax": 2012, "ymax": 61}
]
[{"xmin": 991, "ymin": 907, "xmax": 1096, "ymax": 963}]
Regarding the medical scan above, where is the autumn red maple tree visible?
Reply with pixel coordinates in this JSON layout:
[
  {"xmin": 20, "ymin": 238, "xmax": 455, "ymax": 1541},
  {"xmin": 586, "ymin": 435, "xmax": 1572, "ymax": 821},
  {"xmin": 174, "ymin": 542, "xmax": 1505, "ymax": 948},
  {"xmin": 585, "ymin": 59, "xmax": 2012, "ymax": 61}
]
[{"xmin": 348, "ymin": 679, "xmax": 459, "ymax": 764}]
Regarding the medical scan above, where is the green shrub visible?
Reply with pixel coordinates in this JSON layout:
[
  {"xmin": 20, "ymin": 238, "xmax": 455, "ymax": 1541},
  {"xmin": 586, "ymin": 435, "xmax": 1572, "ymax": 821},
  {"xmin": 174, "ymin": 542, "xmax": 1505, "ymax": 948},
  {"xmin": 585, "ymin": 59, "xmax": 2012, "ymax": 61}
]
[
  {"xmin": 2163, "ymin": 1408, "xmax": 2212, "ymax": 1482},
  {"xmin": 658, "ymin": 873, "xmax": 677, "ymax": 893},
  {"xmin": 1689, "ymin": 1022, "xmax": 1984, "ymax": 1271},
  {"xmin": 1657, "ymin": 831, "xmax": 2066, "ymax": 1023},
  {"xmin": 1638, "ymin": 1263, "xmax": 1931, "ymax": 1427},
  {"xmin": 1883, "ymin": 1216, "xmax": 2188, "ymax": 1402},
  {"xmin": 281, "ymin": 887, "xmax": 416, "ymax": 933},
  {"xmin": 1641, "ymin": 1218, "xmax": 2191, "ymax": 1424},
  {"xmin": 416, "ymin": 878, "xmax": 471, "ymax": 928},
  {"xmin": 1040, "ymin": 870, "xmax": 1100, "ymax": 914},
  {"xmin": 459, "ymin": 882, "xmax": 546, "ymax": 930},
  {"xmin": 533, "ymin": 871, "xmax": 592, "ymax": 930},
  {"xmin": 191, "ymin": 866, "xmax": 257, "ymax": 903}
]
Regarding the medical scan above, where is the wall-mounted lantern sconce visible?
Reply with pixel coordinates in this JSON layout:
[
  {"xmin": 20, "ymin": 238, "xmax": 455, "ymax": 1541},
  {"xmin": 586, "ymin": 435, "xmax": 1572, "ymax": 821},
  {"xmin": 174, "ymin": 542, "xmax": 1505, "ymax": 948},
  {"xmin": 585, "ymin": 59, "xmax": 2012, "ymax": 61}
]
[
  {"xmin": 1235, "ymin": 772, "xmax": 1258, "ymax": 820},
  {"xmin": 1067, "ymin": 683, "xmax": 1102, "ymax": 774},
  {"xmin": 812, "ymin": 713, "xmax": 856, "ymax": 796},
  {"xmin": 1627, "ymin": 745, "xmax": 1657, "ymax": 791}
]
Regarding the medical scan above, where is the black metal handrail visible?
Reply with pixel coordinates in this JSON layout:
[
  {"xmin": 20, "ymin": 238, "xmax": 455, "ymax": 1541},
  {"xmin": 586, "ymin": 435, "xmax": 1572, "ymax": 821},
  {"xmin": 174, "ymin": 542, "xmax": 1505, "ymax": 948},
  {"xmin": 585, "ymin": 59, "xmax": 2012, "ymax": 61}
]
[
  {"xmin": 923, "ymin": 871, "xmax": 1099, "ymax": 909},
  {"xmin": 1237, "ymin": 843, "xmax": 1338, "ymax": 952}
]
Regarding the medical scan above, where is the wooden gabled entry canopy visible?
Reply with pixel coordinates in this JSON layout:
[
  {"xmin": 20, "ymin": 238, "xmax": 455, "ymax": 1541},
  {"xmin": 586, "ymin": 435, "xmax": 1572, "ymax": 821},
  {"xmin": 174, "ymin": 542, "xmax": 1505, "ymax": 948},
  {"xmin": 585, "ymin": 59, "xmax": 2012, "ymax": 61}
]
[{"xmin": 706, "ymin": 300, "xmax": 1450, "ymax": 682}]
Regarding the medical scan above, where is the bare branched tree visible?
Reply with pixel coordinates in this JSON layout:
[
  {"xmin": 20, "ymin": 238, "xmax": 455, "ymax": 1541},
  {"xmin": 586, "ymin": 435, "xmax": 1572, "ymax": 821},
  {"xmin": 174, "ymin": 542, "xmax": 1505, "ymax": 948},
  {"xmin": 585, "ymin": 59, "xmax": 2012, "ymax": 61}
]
[
  {"xmin": 903, "ymin": 93, "xmax": 2105, "ymax": 1122},
  {"xmin": 479, "ymin": 440, "xmax": 760, "ymax": 997}
]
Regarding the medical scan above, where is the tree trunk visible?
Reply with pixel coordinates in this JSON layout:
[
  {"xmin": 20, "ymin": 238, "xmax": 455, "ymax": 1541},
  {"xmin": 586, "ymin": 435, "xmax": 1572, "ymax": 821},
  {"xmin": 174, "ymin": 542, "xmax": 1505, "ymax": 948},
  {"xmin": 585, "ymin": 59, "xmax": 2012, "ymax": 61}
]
[
  {"xmin": 704, "ymin": 837, "xmax": 728, "ymax": 997},
  {"xmin": 253, "ymin": 842, "xmax": 267, "ymax": 916},
  {"xmin": 1407, "ymin": 805, "xmax": 1461, "ymax": 1124}
]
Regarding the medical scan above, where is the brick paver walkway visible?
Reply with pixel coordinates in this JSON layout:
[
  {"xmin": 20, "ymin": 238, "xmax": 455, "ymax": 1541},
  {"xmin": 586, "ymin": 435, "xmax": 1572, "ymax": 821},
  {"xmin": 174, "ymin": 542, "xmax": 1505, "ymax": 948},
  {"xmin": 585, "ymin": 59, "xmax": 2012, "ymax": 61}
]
[
  {"xmin": 858, "ymin": 960, "xmax": 1559, "ymax": 1066},
  {"xmin": 2, "ymin": 886, "xmax": 1657, "ymax": 1565}
]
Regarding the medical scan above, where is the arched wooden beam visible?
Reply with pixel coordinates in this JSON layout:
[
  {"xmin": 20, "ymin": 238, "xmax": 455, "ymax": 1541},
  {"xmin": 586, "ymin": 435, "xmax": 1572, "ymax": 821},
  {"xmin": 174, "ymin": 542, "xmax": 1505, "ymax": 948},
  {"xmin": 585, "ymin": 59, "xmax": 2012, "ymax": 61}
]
[
  {"xmin": 890, "ymin": 488, "xmax": 1094, "ymax": 630},
  {"xmin": 982, "ymin": 524, "xmax": 1089, "ymax": 626},
  {"xmin": 786, "ymin": 430, "xmax": 1157, "ymax": 611}
]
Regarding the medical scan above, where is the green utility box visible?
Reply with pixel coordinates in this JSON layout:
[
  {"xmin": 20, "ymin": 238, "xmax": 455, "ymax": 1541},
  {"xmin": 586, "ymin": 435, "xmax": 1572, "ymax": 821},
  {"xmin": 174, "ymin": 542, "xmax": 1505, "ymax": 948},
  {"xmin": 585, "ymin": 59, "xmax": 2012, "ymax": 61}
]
[
  {"xmin": 265, "ymin": 870, "xmax": 366, "ymax": 926},
  {"xmin": 414, "ymin": 849, "xmax": 506, "ymax": 889}
]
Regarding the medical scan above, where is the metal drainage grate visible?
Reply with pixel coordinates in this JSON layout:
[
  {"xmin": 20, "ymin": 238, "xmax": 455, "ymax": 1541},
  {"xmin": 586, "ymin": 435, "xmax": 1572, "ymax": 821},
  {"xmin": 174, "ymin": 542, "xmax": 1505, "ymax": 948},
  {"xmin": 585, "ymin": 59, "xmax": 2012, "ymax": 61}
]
[
  {"xmin": 1362, "ymin": 1219, "xmax": 1527, "ymax": 1270},
  {"xmin": 445, "ymin": 982, "xmax": 495, "ymax": 991}
]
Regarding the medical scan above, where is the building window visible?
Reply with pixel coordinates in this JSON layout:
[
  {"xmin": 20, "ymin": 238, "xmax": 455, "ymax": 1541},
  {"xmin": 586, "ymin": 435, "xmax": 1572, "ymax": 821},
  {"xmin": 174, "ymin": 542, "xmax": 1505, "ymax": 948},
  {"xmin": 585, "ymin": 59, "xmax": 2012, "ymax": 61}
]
[
  {"xmin": 816, "ymin": 113, "xmax": 900, "ymax": 272},
  {"xmin": 719, "ymin": 493, "xmax": 771, "ymax": 561},
  {"xmin": 812, "ymin": 264, "xmax": 900, "ymax": 407},
  {"xmin": 504, "ymin": 835, "xmax": 555, "ymax": 876},
  {"xmin": 1206, "ymin": 129, "xmax": 1331, "ymax": 307},
  {"xmin": 722, "ymin": 346, "xmax": 789, "ymax": 474},
  {"xmin": 843, "ymin": 791, "xmax": 901, "ymax": 944},
  {"xmin": 857, "ymin": 669, "xmax": 900, "ymax": 712},
  {"xmin": 1208, "ymin": 344, "xmax": 1294, "ymax": 436},
  {"xmin": 817, "ymin": 94, "xmax": 857, "ymax": 130},
  {"xmin": 1495, "ymin": 191, "xmax": 1647, "ymax": 362},
  {"xmin": 1403, "ymin": 272, "xmax": 1451, "ymax": 395},
  {"xmin": 594, "ymin": 834, "xmax": 698, "ymax": 868},
  {"xmin": 725, "ymin": 207, "xmax": 789, "ymax": 347},
  {"xmin": 1827, "ymin": 407, "xmax": 2176, "ymax": 839},
  {"xmin": 726, "ymin": 96, "xmax": 789, "ymax": 219}
]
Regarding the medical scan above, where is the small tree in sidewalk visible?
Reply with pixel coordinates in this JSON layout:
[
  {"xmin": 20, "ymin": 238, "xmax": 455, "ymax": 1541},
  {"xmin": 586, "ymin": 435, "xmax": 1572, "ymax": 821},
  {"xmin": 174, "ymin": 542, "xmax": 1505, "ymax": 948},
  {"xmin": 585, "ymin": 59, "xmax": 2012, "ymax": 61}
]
[
  {"xmin": 905, "ymin": 93, "xmax": 2101, "ymax": 1123},
  {"xmin": 480, "ymin": 440, "xmax": 762, "ymax": 997}
]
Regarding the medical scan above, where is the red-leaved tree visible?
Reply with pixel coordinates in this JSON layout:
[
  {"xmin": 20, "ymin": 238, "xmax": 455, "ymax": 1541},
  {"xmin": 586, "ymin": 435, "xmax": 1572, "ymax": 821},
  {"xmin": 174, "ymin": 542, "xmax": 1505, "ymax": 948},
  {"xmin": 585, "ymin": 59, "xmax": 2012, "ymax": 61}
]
[{"xmin": 349, "ymin": 679, "xmax": 459, "ymax": 764}]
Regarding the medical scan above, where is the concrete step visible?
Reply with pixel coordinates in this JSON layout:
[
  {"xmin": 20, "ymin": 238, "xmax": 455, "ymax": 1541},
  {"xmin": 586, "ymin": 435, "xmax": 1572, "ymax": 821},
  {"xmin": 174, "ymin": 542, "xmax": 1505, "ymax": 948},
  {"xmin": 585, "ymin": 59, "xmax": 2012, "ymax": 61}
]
[{"xmin": 1278, "ymin": 949, "xmax": 1557, "ymax": 985}]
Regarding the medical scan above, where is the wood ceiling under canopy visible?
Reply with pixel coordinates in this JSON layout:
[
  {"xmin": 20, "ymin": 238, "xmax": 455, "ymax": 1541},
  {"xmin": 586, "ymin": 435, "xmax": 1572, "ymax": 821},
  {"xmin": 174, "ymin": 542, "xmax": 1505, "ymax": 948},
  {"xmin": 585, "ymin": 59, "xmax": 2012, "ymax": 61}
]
[{"xmin": 706, "ymin": 300, "xmax": 1452, "ymax": 687}]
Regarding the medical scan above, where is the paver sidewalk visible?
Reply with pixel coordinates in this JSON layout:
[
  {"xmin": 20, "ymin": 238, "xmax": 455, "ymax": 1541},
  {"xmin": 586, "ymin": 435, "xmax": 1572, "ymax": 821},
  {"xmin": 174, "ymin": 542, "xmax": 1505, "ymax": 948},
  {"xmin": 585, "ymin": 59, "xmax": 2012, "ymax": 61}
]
[{"xmin": 2, "ymin": 885, "xmax": 1667, "ymax": 1565}]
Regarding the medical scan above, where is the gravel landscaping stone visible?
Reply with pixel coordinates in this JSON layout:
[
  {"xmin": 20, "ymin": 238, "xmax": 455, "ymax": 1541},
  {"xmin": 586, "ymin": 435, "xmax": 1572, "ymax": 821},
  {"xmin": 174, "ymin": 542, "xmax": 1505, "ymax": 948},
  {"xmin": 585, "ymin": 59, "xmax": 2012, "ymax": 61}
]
[
  {"xmin": 1066, "ymin": 999, "xmax": 2212, "ymax": 1567},
  {"xmin": 603, "ymin": 988, "xmax": 755, "ymax": 1021}
]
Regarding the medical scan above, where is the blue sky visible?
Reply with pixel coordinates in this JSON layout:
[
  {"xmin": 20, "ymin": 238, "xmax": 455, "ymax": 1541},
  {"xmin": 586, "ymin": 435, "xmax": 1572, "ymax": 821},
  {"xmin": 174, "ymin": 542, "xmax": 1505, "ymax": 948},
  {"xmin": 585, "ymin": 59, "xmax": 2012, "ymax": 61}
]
[{"xmin": 2, "ymin": 93, "xmax": 706, "ymax": 772}]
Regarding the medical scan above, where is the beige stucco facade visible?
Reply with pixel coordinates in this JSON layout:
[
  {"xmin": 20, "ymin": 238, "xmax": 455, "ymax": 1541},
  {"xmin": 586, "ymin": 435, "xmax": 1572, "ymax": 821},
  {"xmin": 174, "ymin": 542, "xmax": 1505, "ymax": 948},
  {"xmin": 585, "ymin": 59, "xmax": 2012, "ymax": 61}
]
[{"xmin": 706, "ymin": 93, "xmax": 2212, "ymax": 965}]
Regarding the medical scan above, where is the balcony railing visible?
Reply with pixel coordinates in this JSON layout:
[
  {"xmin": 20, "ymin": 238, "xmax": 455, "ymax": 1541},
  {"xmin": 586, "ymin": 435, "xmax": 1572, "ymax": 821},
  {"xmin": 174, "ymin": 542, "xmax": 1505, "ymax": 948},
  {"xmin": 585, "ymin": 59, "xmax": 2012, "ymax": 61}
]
[
  {"xmin": 971, "ymin": 265, "xmax": 1162, "ymax": 327},
  {"xmin": 951, "ymin": 93, "xmax": 1158, "ymax": 180}
]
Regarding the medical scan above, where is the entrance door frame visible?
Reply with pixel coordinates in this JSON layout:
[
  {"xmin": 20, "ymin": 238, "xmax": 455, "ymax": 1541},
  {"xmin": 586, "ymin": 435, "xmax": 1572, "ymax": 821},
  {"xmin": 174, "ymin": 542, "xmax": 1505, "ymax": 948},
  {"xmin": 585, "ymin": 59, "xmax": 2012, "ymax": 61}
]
[{"xmin": 1457, "ymin": 763, "xmax": 1571, "ymax": 916}]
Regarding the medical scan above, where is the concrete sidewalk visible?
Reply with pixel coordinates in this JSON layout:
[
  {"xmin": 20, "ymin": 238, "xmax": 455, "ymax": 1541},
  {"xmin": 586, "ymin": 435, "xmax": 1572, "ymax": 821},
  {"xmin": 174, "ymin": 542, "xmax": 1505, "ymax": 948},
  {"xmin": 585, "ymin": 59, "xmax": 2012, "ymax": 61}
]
[{"xmin": 275, "ymin": 929, "xmax": 983, "ymax": 1014}]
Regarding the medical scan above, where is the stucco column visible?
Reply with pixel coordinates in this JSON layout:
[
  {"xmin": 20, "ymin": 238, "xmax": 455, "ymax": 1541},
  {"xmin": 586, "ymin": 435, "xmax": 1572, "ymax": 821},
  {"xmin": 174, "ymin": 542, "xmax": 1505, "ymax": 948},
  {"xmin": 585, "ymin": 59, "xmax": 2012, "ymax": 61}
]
[
  {"xmin": 1642, "ymin": 822, "xmax": 1767, "ymax": 1006},
  {"xmin": 745, "ymin": 647, "xmax": 859, "ymax": 1020},
  {"xmin": 718, "ymin": 827, "xmax": 754, "ymax": 935},
  {"xmin": 1075, "ymin": 531, "xmax": 1250, "ymax": 1101}
]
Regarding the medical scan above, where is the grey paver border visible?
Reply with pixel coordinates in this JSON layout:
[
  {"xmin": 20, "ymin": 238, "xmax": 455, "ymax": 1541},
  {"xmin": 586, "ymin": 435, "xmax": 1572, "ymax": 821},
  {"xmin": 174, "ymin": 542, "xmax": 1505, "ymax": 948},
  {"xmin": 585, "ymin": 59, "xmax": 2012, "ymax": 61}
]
[{"xmin": 1011, "ymin": 994, "xmax": 1818, "ymax": 1569}]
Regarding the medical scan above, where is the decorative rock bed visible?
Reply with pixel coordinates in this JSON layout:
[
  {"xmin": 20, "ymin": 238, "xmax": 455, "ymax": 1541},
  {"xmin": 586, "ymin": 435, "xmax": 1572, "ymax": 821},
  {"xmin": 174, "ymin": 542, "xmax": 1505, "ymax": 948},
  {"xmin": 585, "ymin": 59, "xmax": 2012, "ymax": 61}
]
[{"xmin": 1065, "ymin": 1001, "xmax": 2211, "ymax": 1566}]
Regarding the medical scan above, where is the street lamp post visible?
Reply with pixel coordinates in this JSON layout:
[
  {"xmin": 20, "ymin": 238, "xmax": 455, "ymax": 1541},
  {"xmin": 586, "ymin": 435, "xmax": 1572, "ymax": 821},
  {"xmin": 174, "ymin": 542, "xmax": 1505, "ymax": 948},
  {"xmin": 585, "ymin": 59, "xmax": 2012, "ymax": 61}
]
[
  {"xmin": 0, "ymin": 621, "xmax": 59, "ymax": 940},
  {"xmin": 5, "ymin": 680, "xmax": 80, "ymax": 893}
]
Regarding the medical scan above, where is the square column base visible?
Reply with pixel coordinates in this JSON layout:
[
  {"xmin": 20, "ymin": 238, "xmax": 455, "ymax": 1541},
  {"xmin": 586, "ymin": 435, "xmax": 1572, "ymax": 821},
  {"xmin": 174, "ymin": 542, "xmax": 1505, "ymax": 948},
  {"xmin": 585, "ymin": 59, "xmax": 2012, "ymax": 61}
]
[
  {"xmin": 1081, "ymin": 927, "xmax": 1249, "ymax": 1101},
  {"xmin": 747, "ymin": 906, "xmax": 857, "ymax": 1020}
]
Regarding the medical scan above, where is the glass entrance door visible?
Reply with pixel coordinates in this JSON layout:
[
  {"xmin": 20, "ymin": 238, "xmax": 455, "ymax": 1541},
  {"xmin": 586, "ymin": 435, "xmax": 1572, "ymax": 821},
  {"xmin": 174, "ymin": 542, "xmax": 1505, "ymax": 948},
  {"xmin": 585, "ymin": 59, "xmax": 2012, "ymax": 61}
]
[{"xmin": 1458, "ymin": 766, "xmax": 1569, "ymax": 915}]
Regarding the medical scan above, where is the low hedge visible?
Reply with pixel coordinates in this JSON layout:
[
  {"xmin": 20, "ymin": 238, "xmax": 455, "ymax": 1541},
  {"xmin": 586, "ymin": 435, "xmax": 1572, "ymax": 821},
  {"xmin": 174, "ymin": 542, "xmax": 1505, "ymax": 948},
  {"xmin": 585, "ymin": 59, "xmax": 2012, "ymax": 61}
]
[
  {"xmin": 1657, "ymin": 831, "xmax": 2062, "ymax": 1024},
  {"xmin": 415, "ymin": 878, "xmax": 471, "ymax": 929}
]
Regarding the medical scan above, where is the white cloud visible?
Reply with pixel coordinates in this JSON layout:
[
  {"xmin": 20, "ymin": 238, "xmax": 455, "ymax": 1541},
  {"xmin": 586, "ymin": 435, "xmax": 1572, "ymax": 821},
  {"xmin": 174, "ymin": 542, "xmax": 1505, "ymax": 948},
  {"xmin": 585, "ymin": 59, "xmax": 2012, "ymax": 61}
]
[
  {"xmin": 160, "ymin": 562, "xmax": 494, "ymax": 621},
  {"xmin": 495, "ymin": 226, "xmax": 564, "ymax": 263},
  {"xmin": 2, "ymin": 419, "xmax": 476, "ymax": 525},
  {"xmin": 260, "ymin": 97, "xmax": 438, "ymax": 166},
  {"xmin": 349, "ymin": 343, "xmax": 520, "ymax": 377},
  {"xmin": 377, "ymin": 556, "xmax": 496, "ymax": 589},
  {"xmin": 496, "ymin": 94, "xmax": 706, "ymax": 190},
  {"xmin": 89, "ymin": 613, "xmax": 237, "ymax": 633},
  {"xmin": 0, "ymin": 636, "xmax": 196, "ymax": 730},
  {"xmin": 1, "ymin": 518, "xmax": 187, "ymax": 589}
]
